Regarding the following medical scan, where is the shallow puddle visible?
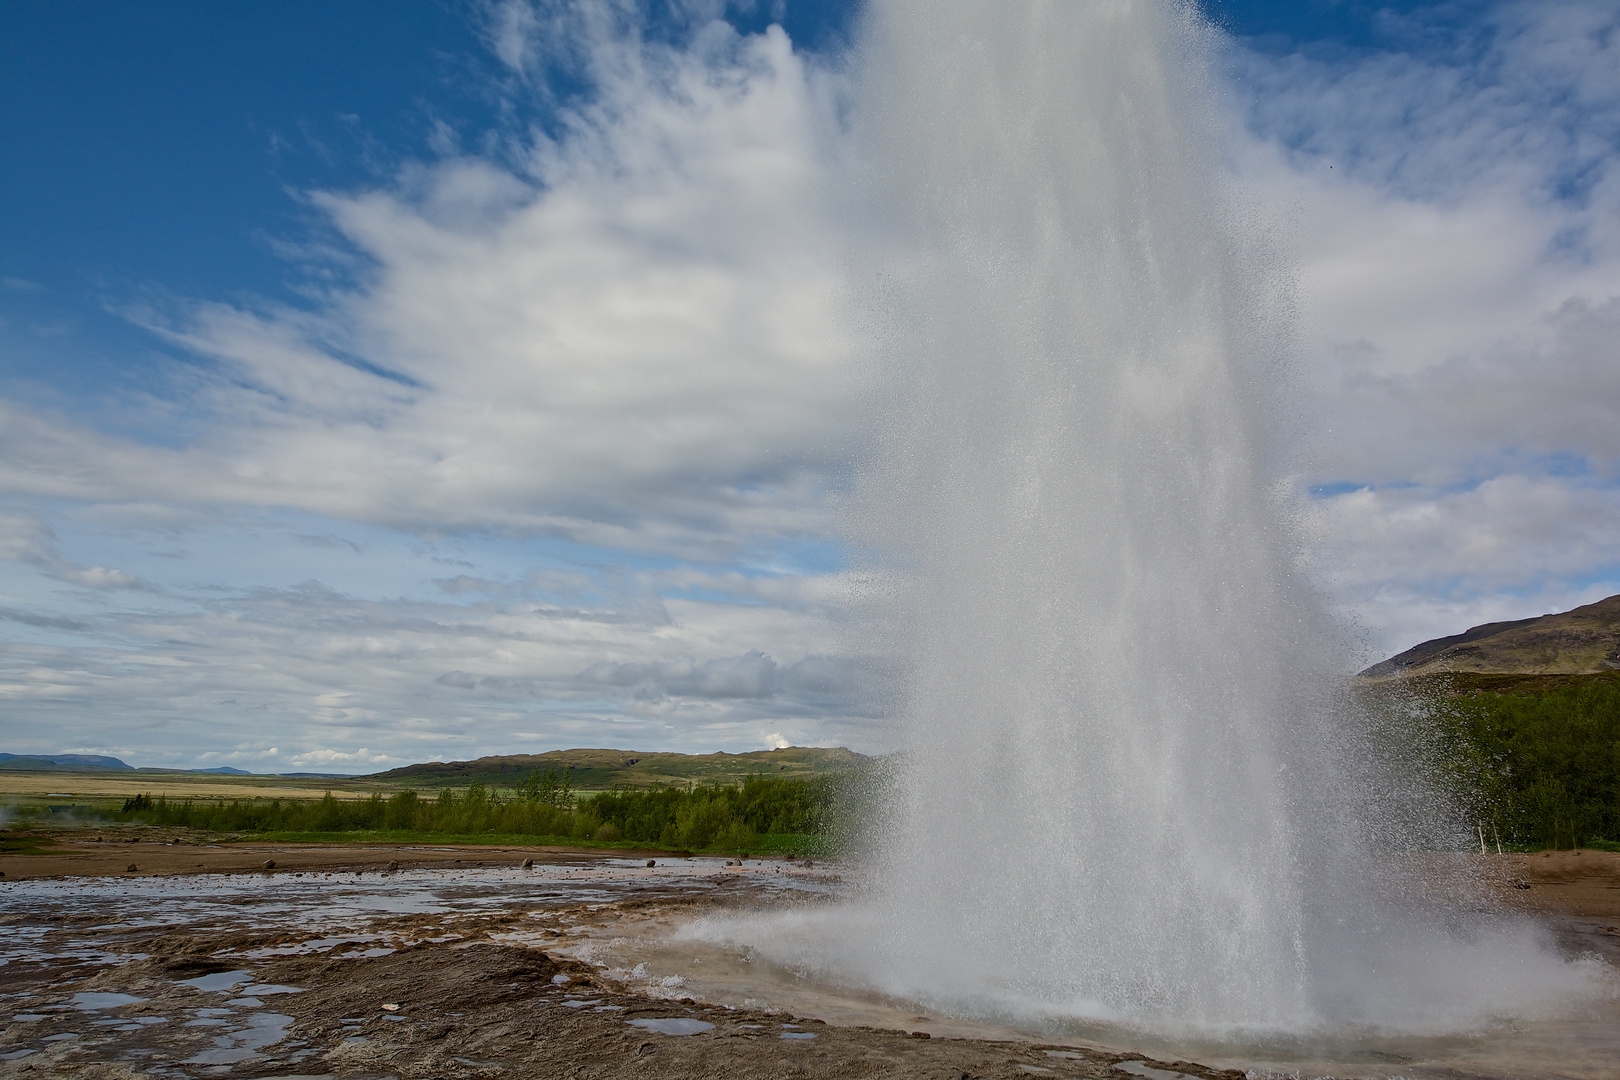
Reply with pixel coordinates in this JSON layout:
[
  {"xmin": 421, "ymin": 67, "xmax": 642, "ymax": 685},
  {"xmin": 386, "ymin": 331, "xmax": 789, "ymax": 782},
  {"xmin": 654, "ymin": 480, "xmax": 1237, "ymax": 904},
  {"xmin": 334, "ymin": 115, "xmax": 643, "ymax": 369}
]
[
  {"xmin": 627, "ymin": 1016, "xmax": 714, "ymax": 1036},
  {"xmin": 178, "ymin": 969, "xmax": 250, "ymax": 992},
  {"xmin": 70, "ymin": 992, "xmax": 145, "ymax": 1010}
]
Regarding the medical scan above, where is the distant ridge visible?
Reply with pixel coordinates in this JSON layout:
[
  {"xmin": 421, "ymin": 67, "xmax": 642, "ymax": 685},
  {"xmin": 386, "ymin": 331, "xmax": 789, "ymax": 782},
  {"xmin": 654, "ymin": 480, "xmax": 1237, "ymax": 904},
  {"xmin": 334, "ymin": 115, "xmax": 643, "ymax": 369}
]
[
  {"xmin": 1361, "ymin": 594, "xmax": 1620, "ymax": 678},
  {"xmin": 366, "ymin": 746, "xmax": 864, "ymax": 790},
  {"xmin": 0, "ymin": 753, "xmax": 132, "ymax": 770}
]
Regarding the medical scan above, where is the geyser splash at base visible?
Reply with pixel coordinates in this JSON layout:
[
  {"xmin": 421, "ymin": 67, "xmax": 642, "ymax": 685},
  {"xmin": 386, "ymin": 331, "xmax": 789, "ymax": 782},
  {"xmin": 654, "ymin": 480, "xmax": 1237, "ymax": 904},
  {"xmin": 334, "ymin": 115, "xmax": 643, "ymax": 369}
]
[
  {"xmin": 771, "ymin": 0, "xmax": 1606, "ymax": 1037},
  {"xmin": 677, "ymin": 897, "xmax": 1607, "ymax": 1043}
]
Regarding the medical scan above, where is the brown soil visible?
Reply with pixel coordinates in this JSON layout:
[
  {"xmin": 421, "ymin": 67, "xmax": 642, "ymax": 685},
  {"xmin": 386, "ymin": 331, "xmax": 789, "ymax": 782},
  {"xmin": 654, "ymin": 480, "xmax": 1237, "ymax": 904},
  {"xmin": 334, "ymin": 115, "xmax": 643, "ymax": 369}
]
[
  {"xmin": 1490, "ymin": 848, "xmax": 1620, "ymax": 917},
  {"xmin": 0, "ymin": 832, "xmax": 653, "ymax": 881},
  {"xmin": 1478, "ymin": 848, "xmax": 1620, "ymax": 969}
]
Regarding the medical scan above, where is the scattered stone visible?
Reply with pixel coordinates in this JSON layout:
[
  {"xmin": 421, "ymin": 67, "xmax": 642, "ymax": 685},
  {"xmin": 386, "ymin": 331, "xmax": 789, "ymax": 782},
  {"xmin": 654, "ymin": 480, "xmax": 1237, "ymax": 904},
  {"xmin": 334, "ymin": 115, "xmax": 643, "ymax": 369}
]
[
  {"xmin": 263, "ymin": 859, "xmax": 276, "ymax": 870},
  {"xmin": 381, "ymin": 1003, "xmax": 400, "ymax": 1012}
]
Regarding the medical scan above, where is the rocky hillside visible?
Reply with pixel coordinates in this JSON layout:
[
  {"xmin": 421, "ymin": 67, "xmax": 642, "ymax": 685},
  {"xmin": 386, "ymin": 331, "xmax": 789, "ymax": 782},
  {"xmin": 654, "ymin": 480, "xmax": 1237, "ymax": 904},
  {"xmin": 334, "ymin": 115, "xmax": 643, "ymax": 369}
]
[{"xmin": 1361, "ymin": 593, "xmax": 1620, "ymax": 678}]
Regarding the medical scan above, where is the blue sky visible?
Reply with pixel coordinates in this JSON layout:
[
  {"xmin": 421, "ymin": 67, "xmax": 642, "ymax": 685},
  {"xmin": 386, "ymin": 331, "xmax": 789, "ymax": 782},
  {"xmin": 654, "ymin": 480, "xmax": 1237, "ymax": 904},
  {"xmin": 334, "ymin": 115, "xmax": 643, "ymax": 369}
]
[{"xmin": 3, "ymin": 0, "xmax": 1618, "ymax": 770}]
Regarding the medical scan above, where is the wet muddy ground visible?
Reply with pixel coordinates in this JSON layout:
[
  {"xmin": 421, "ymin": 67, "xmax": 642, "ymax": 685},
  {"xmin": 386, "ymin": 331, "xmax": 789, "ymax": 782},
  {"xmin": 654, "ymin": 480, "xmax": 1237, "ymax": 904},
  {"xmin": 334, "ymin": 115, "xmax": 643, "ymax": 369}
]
[
  {"xmin": 0, "ymin": 853, "xmax": 1235, "ymax": 1080},
  {"xmin": 2, "ymin": 842, "xmax": 1617, "ymax": 1080}
]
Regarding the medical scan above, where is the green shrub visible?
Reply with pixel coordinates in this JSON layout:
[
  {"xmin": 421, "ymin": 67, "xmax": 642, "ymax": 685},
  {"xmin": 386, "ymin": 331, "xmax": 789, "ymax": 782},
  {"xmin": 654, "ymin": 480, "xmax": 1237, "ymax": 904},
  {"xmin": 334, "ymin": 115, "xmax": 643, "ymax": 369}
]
[
  {"xmin": 1424, "ymin": 677, "xmax": 1620, "ymax": 849},
  {"xmin": 112, "ymin": 771, "xmax": 847, "ymax": 854}
]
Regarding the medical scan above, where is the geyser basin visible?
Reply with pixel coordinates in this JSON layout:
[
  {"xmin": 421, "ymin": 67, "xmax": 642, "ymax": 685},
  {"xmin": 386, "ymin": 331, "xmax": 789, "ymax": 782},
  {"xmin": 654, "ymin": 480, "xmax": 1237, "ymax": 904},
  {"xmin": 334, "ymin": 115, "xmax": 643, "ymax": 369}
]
[{"xmin": 794, "ymin": 0, "xmax": 1610, "ymax": 1039}]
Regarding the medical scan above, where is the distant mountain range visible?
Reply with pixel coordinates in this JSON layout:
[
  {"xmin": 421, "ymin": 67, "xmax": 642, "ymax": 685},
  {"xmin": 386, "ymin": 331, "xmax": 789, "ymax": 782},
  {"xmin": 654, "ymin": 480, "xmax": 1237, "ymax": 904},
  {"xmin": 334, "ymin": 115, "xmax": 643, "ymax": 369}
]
[
  {"xmin": 0, "ymin": 755, "xmax": 350, "ymax": 777},
  {"xmin": 0, "ymin": 753, "xmax": 133, "ymax": 770},
  {"xmin": 1361, "ymin": 593, "xmax": 1620, "ymax": 678},
  {"xmin": 0, "ymin": 746, "xmax": 862, "ymax": 788}
]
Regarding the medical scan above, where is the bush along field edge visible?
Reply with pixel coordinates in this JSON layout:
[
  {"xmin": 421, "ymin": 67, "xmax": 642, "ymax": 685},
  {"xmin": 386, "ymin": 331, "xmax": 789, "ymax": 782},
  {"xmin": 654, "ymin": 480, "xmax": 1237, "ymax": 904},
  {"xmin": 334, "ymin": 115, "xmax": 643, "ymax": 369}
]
[{"xmin": 48, "ymin": 769, "xmax": 857, "ymax": 857}]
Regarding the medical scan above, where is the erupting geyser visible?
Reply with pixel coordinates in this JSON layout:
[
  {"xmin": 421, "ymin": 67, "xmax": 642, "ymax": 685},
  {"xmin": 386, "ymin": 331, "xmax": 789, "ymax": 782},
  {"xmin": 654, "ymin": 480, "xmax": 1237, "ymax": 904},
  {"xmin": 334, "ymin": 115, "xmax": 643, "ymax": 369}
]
[{"xmin": 817, "ymin": 0, "xmax": 1600, "ymax": 1037}]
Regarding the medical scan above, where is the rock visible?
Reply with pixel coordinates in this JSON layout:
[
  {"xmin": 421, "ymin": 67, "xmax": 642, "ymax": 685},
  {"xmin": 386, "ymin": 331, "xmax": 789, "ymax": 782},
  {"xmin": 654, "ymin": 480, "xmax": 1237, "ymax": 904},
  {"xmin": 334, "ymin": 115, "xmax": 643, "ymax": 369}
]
[
  {"xmin": 381, "ymin": 1003, "xmax": 400, "ymax": 1012},
  {"xmin": 262, "ymin": 859, "xmax": 276, "ymax": 870},
  {"xmin": 126, "ymin": 864, "xmax": 138, "ymax": 872},
  {"xmin": 646, "ymin": 860, "xmax": 656, "ymax": 868}
]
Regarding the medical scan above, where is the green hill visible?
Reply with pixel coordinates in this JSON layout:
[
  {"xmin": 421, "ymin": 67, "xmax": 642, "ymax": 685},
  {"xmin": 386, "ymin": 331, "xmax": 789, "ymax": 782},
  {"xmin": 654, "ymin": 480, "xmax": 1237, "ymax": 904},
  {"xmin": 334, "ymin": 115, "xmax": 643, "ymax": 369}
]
[
  {"xmin": 1358, "ymin": 598, "xmax": 1620, "ymax": 850},
  {"xmin": 363, "ymin": 746, "xmax": 865, "ymax": 791},
  {"xmin": 1360, "ymin": 594, "xmax": 1620, "ymax": 678}
]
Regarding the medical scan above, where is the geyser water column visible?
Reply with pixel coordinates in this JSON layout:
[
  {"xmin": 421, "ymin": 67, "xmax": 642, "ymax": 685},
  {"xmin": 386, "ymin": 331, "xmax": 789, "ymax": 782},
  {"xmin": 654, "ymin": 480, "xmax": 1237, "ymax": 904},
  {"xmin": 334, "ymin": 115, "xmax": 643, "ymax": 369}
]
[
  {"xmin": 835, "ymin": 0, "xmax": 1589, "ymax": 1035},
  {"xmin": 852, "ymin": 0, "xmax": 1325, "ymax": 1030}
]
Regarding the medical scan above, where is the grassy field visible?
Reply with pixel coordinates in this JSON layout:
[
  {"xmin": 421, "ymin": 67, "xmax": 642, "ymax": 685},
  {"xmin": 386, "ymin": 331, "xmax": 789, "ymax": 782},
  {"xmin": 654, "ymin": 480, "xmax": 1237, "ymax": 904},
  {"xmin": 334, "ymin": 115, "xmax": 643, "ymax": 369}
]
[
  {"xmin": 0, "ymin": 752, "xmax": 866, "ymax": 858},
  {"xmin": 0, "ymin": 771, "xmax": 383, "ymax": 802},
  {"xmin": 0, "ymin": 746, "xmax": 863, "ymax": 802}
]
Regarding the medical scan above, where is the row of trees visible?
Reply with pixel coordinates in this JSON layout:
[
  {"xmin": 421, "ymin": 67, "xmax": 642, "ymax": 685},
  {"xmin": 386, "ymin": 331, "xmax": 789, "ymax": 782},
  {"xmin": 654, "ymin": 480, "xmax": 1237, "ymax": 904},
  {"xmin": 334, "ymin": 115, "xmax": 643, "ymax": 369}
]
[
  {"xmin": 113, "ymin": 679, "xmax": 1614, "ymax": 855},
  {"xmin": 118, "ymin": 768, "xmax": 838, "ymax": 853},
  {"xmin": 1426, "ymin": 678, "xmax": 1620, "ymax": 849}
]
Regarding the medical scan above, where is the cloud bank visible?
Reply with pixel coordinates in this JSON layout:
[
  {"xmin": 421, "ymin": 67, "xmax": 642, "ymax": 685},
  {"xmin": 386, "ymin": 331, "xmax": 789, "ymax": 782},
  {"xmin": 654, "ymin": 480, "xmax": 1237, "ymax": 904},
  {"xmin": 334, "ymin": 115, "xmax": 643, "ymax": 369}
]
[
  {"xmin": 1234, "ymin": 0, "xmax": 1620, "ymax": 654},
  {"xmin": 3, "ymin": 0, "xmax": 1619, "ymax": 764}
]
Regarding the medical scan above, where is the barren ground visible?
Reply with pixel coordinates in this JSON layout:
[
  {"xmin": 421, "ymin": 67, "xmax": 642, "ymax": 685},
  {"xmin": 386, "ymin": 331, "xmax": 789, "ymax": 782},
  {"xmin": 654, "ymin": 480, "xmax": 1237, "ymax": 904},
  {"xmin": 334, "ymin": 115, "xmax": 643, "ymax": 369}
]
[{"xmin": 1, "ymin": 837, "xmax": 1615, "ymax": 1080}]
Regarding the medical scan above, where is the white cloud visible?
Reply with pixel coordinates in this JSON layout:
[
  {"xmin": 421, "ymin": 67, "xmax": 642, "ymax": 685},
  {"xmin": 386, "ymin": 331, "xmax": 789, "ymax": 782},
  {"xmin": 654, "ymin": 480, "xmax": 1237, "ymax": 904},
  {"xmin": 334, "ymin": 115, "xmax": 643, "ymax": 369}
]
[
  {"xmin": 0, "ymin": 533, "xmax": 883, "ymax": 768},
  {"xmin": 5, "ymin": 0, "xmax": 1620, "ymax": 759},
  {"xmin": 0, "ymin": 13, "xmax": 858, "ymax": 558},
  {"xmin": 0, "ymin": 509, "xmax": 149, "ymax": 591},
  {"xmin": 1299, "ymin": 296, "xmax": 1620, "ymax": 485},
  {"xmin": 1228, "ymin": 0, "xmax": 1620, "ymax": 657}
]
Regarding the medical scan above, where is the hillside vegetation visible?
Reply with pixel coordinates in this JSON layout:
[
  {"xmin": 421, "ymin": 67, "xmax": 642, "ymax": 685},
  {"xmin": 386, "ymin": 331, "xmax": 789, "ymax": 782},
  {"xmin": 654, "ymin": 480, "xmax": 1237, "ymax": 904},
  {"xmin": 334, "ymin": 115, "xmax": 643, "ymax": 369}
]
[
  {"xmin": 1402, "ymin": 671, "xmax": 1620, "ymax": 850},
  {"xmin": 113, "ymin": 768, "xmax": 852, "ymax": 856},
  {"xmin": 1360, "ymin": 596, "xmax": 1620, "ymax": 850},
  {"xmin": 365, "ymin": 746, "xmax": 864, "ymax": 791}
]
